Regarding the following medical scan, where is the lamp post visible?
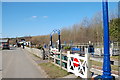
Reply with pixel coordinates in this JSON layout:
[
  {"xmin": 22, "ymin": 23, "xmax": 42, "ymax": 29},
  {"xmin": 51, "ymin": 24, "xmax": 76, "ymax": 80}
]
[{"xmin": 101, "ymin": 0, "xmax": 113, "ymax": 79}]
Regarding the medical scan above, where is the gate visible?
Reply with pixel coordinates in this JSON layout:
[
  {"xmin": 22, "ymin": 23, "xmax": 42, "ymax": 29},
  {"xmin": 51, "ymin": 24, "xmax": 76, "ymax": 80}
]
[{"xmin": 67, "ymin": 48, "xmax": 91, "ymax": 78}]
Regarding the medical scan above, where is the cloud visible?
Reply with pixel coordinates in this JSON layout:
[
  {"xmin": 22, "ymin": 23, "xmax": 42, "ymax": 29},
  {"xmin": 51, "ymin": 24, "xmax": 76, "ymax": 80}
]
[
  {"xmin": 24, "ymin": 16, "xmax": 48, "ymax": 21},
  {"xmin": 24, "ymin": 16, "xmax": 38, "ymax": 21},
  {"xmin": 32, "ymin": 16, "xmax": 38, "ymax": 18},
  {"xmin": 43, "ymin": 16, "xmax": 48, "ymax": 18}
]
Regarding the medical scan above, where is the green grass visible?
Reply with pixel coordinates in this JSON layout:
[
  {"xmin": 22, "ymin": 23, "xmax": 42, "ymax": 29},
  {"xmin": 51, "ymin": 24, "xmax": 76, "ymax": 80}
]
[
  {"xmin": 91, "ymin": 60, "xmax": 102, "ymax": 67},
  {"xmin": 32, "ymin": 54, "xmax": 40, "ymax": 58},
  {"xmin": 91, "ymin": 60, "xmax": 118, "ymax": 71},
  {"xmin": 110, "ymin": 56, "xmax": 119, "ymax": 61},
  {"xmin": 111, "ymin": 65, "xmax": 119, "ymax": 71},
  {"xmin": 95, "ymin": 46, "xmax": 103, "ymax": 48},
  {"xmin": 39, "ymin": 62, "xmax": 69, "ymax": 78}
]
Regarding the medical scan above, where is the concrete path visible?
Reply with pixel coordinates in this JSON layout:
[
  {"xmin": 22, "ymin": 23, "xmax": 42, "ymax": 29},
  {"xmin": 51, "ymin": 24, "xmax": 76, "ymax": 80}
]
[{"xmin": 2, "ymin": 48, "xmax": 47, "ymax": 78}]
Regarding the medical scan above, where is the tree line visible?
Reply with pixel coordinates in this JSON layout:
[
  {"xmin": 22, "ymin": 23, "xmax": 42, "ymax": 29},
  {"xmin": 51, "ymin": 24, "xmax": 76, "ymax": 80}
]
[{"xmin": 9, "ymin": 11, "xmax": 119, "ymax": 45}]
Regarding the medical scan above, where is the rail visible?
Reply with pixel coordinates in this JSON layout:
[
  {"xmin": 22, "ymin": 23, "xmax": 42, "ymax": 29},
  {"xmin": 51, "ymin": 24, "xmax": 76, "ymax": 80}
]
[{"xmin": 49, "ymin": 48, "xmax": 91, "ymax": 78}]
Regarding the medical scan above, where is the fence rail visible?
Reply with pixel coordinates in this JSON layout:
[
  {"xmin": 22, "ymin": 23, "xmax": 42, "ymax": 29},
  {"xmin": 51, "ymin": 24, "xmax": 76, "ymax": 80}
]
[
  {"xmin": 49, "ymin": 52, "xmax": 68, "ymax": 71},
  {"xmin": 49, "ymin": 48, "xmax": 91, "ymax": 78},
  {"xmin": 25, "ymin": 46, "xmax": 119, "ymax": 78}
]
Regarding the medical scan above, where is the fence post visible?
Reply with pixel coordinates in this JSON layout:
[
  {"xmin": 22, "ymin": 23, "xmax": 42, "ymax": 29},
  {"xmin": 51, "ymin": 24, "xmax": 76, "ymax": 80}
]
[
  {"xmin": 60, "ymin": 50, "xmax": 62, "ymax": 69},
  {"xmin": 67, "ymin": 51, "xmax": 70, "ymax": 71},
  {"xmin": 100, "ymin": 48, "xmax": 102, "ymax": 56},
  {"xmin": 117, "ymin": 42, "xmax": 119, "ymax": 49},
  {"xmin": 110, "ymin": 48, "xmax": 113, "ymax": 57},
  {"xmin": 54, "ymin": 54, "xmax": 56, "ymax": 64},
  {"xmin": 48, "ymin": 50, "xmax": 50, "ymax": 62},
  {"xmin": 85, "ymin": 48, "xmax": 91, "ymax": 78}
]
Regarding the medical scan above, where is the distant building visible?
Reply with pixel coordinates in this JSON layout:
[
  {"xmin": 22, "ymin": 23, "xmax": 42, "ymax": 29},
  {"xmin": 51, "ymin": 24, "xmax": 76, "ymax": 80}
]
[
  {"xmin": 17, "ymin": 39, "xmax": 31, "ymax": 47},
  {"xmin": 0, "ymin": 39, "xmax": 10, "ymax": 49},
  {"xmin": 0, "ymin": 39, "xmax": 9, "ymax": 44},
  {"xmin": 17, "ymin": 39, "xmax": 26, "ymax": 47},
  {"xmin": 21, "ymin": 39, "xmax": 25, "ymax": 41}
]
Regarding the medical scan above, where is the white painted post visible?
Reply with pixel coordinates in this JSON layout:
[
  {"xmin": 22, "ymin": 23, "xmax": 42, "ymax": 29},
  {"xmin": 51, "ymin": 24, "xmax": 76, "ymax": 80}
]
[
  {"xmin": 110, "ymin": 48, "xmax": 113, "ymax": 56},
  {"xmin": 67, "ymin": 51, "xmax": 70, "ymax": 72},
  {"xmin": 100, "ymin": 48, "xmax": 102, "ymax": 56},
  {"xmin": 85, "ymin": 48, "xmax": 91, "ymax": 78},
  {"xmin": 53, "ymin": 55, "xmax": 56, "ymax": 64},
  {"xmin": 111, "ymin": 42, "xmax": 114, "ymax": 49},
  {"xmin": 111, "ymin": 42, "xmax": 114, "ymax": 56},
  {"xmin": 48, "ymin": 50, "xmax": 51, "ymax": 62},
  {"xmin": 117, "ymin": 42, "xmax": 119, "ymax": 49}
]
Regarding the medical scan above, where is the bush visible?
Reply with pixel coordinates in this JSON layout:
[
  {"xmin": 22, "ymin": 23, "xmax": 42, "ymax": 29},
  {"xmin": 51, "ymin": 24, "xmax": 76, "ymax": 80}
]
[
  {"xmin": 63, "ymin": 46, "xmax": 71, "ymax": 50},
  {"xmin": 37, "ymin": 46, "xmax": 43, "ymax": 49},
  {"xmin": 26, "ymin": 45, "xmax": 29, "ymax": 47}
]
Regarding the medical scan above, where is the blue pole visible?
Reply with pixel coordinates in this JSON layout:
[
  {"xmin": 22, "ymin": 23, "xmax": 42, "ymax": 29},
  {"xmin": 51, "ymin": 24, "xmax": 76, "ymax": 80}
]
[{"xmin": 101, "ymin": 0, "xmax": 113, "ymax": 79}]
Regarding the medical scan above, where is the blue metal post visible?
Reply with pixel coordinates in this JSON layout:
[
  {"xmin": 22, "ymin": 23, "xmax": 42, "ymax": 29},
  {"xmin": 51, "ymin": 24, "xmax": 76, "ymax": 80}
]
[{"xmin": 101, "ymin": 0, "xmax": 113, "ymax": 79}]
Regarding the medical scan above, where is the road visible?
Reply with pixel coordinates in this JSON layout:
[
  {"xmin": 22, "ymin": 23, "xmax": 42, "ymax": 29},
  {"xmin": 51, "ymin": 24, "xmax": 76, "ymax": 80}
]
[{"xmin": 2, "ymin": 47, "xmax": 47, "ymax": 78}]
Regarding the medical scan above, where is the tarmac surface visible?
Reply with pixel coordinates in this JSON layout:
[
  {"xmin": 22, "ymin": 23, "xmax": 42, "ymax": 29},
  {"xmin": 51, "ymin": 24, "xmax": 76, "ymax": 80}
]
[{"xmin": 2, "ymin": 47, "xmax": 47, "ymax": 78}]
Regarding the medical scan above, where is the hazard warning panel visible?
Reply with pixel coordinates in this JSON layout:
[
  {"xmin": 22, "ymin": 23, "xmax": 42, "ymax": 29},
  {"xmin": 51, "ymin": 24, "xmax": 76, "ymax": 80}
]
[{"xmin": 73, "ymin": 58, "xmax": 79, "ymax": 67}]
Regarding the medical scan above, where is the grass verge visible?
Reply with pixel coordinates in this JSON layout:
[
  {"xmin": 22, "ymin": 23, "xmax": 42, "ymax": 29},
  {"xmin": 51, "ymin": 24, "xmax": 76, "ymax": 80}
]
[
  {"xmin": 39, "ymin": 62, "xmax": 69, "ymax": 78},
  {"xmin": 32, "ymin": 54, "xmax": 40, "ymax": 58},
  {"xmin": 91, "ymin": 60, "xmax": 118, "ymax": 71},
  {"xmin": 110, "ymin": 56, "xmax": 119, "ymax": 61}
]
